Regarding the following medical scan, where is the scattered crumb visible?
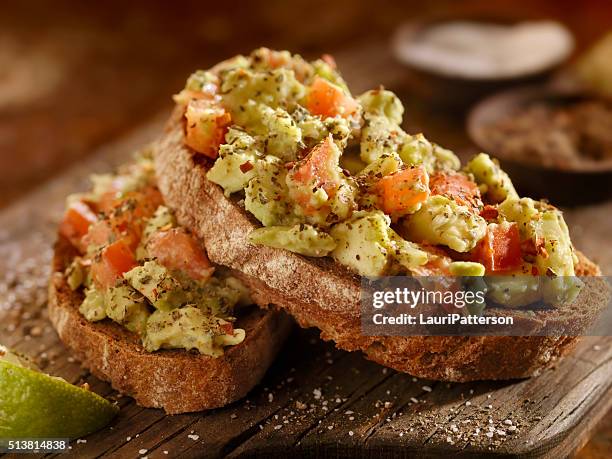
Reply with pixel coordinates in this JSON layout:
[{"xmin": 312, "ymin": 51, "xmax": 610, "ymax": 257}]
[{"xmin": 187, "ymin": 434, "xmax": 199, "ymax": 441}]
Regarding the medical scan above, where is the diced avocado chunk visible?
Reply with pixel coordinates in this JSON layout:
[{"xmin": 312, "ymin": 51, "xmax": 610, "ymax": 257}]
[
  {"xmin": 399, "ymin": 134, "xmax": 434, "ymax": 170},
  {"xmin": 185, "ymin": 70, "xmax": 218, "ymax": 92},
  {"xmin": 432, "ymin": 144, "xmax": 461, "ymax": 171},
  {"xmin": 104, "ymin": 282, "xmax": 150, "ymax": 335},
  {"xmin": 358, "ymin": 89, "xmax": 404, "ymax": 125},
  {"xmin": 398, "ymin": 134, "xmax": 461, "ymax": 172},
  {"xmin": 137, "ymin": 206, "xmax": 177, "ymax": 259},
  {"xmin": 330, "ymin": 210, "xmax": 428, "ymax": 276},
  {"xmin": 221, "ymin": 68, "xmax": 306, "ymax": 126},
  {"xmin": 143, "ymin": 307, "xmax": 245, "ymax": 357},
  {"xmin": 465, "ymin": 153, "xmax": 518, "ymax": 203},
  {"xmin": 499, "ymin": 198, "xmax": 576, "ymax": 276},
  {"xmin": 249, "ymin": 224, "xmax": 336, "ymax": 257},
  {"xmin": 330, "ymin": 211, "xmax": 391, "ymax": 276},
  {"xmin": 186, "ymin": 276, "xmax": 245, "ymax": 317},
  {"xmin": 244, "ymin": 157, "xmax": 296, "ymax": 227},
  {"xmin": 292, "ymin": 106, "xmax": 351, "ymax": 149},
  {"xmin": 403, "ymin": 195, "xmax": 487, "ymax": 252},
  {"xmin": 79, "ymin": 287, "xmax": 106, "ymax": 322},
  {"xmin": 486, "ymin": 275, "xmax": 542, "ymax": 308},
  {"xmin": 537, "ymin": 210, "xmax": 575, "ymax": 276},
  {"xmin": 142, "ymin": 206, "xmax": 176, "ymax": 241},
  {"xmin": 258, "ymin": 106, "xmax": 302, "ymax": 161},
  {"xmin": 360, "ymin": 115, "xmax": 404, "ymax": 164},
  {"xmin": 207, "ymin": 128, "xmax": 261, "ymax": 195},
  {"xmin": 486, "ymin": 272, "xmax": 582, "ymax": 308},
  {"xmin": 449, "ymin": 261, "xmax": 485, "ymax": 277},
  {"xmin": 66, "ymin": 259, "xmax": 85, "ymax": 291},
  {"xmin": 124, "ymin": 261, "xmax": 187, "ymax": 311},
  {"xmin": 358, "ymin": 153, "xmax": 402, "ymax": 183},
  {"xmin": 207, "ymin": 149, "xmax": 258, "ymax": 195},
  {"xmin": 498, "ymin": 197, "xmax": 539, "ymax": 239},
  {"xmin": 386, "ymin": 228, "xmax": 429, "ymax": 271}
]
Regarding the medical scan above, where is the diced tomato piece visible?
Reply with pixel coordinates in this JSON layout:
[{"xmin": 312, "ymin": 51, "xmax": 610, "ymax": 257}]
[
  {"xmin": 91, "ymin": 239, "xmax": 137, "ymax": 289},
  {"xmin": 429, "ymin": 171, "xmax": 482, "ymax": 210},
  {"xmin": 91, "ymin": 186, "xmax": 163, "ymax": 251},
  {"xmin": 471, "ymin": 222, "xmax": 522, "ymax": 272},
  {"xmin": 289, "ymin": 136, "xmax": 336, "ymax": 189},
  {"xmin": 82, "ymin": 220, "xmax": 114, "ymax": 250},
  {"xmin": 374, "ymin": 166, "xmax": 429, "ymax": 217},
  {"xmin": 127, "ymin": 186, "xmax": 164, "ymax": 220},
  {"xmin": 147, "ymin": 228, "xmax": 215, "ymax": 282},
  {"xmin": 480, "ymin": 205, "xmax": 499, "ymax": 220},
  {"xmin": 184, "ymin": 99, "xmax": 231, "ymax": 159},
  {"xmin": 219, "ymin": 322, "xmax": 235, "ymax": 335},
  {"xmin": 59, "ymin": 202, "xmax": 98, "ymax": 251},
  {"xmin": 287, "ymin": 136, "xmax": 340, "ymax": 215},
  {"xmin": 307, "ymin": 76, "xmax": 358, "ymax": 119}
]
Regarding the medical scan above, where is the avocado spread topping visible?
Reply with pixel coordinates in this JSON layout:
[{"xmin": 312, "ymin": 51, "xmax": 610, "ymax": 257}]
[
  {"xmin": 60, "ymin": 153, "xmax": 247, "ymax": 357},
  {"xmin": 176, "ymin": 48, "xmax": 581, "ymax": 309}
]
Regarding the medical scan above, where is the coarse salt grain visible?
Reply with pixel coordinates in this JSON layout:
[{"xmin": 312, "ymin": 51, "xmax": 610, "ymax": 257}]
[{"xmin": 187, "ymin": 434, "xmax": 199, "ymax": 441}]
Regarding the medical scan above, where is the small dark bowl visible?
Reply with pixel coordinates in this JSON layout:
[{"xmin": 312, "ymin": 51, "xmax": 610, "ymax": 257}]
[
  {"xmin": 468, "ymin": 86, "xmax": 612, "ymax": 206},
  {"xmin": 392, "ymin": 19, "xmax": 573, "ymax": 107}
]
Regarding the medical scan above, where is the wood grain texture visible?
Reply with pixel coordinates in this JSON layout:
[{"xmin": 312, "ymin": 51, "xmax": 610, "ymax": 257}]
[{"xmin": 0, "ymin": 115, "xmax": 610, "ymax": 459}]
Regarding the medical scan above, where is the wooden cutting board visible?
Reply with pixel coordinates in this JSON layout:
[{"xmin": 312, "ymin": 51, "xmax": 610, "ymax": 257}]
[{"xmin": 0, "ymin": 115, "xmax": 611, "ymax": 459}]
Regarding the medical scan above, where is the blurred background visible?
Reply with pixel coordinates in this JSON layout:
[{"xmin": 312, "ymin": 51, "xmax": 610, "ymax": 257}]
[
  {"xmin": 1, "ymin": 1, "xmax": 611, "ymax": 456},
  {"xmin": 2, "ymin": 0, "xmax": 612, "ymax": 207}
]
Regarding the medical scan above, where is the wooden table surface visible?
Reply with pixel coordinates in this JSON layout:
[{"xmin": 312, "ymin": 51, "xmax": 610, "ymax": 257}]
[{"xmin": 1, "ymin": 1, "xmax": 611, "ymax": 457}]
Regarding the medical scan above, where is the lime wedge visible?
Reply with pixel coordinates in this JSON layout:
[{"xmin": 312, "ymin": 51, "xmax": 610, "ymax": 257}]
[{"xmin": 0, "ymin": 355, "xmax": 118, "ymax": 439}]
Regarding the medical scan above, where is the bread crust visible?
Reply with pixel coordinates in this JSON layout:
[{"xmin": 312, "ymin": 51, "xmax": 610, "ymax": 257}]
[
  {"xmin": 154, "ymin": 109, "xmax": 604, "ymax": 382},
  {"xmin": 48, "ymin": 237, "xmax": 293, "ymax": 414}
]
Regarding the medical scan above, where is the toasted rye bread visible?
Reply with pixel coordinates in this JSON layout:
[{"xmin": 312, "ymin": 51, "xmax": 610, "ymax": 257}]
[
  {"xmin": 154, "ymin": 108, "xmax": 604, "ymax": 382},
  {"xmin": 48, "ymin": 236, "xmax": 293, "ymax": 414}
]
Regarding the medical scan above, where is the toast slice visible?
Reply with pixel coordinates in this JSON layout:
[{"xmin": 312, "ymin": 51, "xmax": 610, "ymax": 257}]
[
  {"xmin": 49, "ymin": 236, "xmax": 293, "ymax": 414},
  {"xmin": 154, "ymin": 108, "xmax": 605, "ymax": 382}
]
